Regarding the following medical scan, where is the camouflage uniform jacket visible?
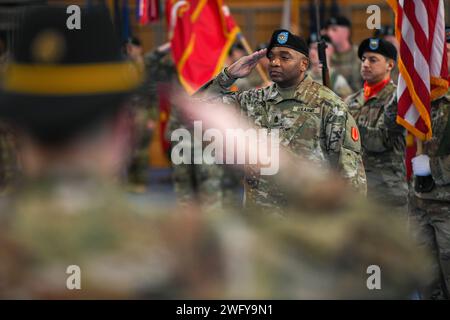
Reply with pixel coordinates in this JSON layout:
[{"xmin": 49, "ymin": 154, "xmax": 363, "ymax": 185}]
[
  {"xmin": 346, "ymin": 81, "xmax": 407, "ymax": 206},
  {"xmin": 145, "ymin": 51, "xmax": 229, "ymax": 210},
  {"xmin": 0, "ymin": 172, "xmax": 430, "ymax": 299},
  {"xmin": 0, "ymin": 173, "xmax": 249, "ymax": 298},
  {"xmin": 197, "ymin": 71, "xmax": 367, "ymax": 210},
  {"xmin": 411, "ymin": 90, "xmax": 450, "ymax": 205},
  {"xmin": 331, "ymin": 45, "xmax": 363, "ymax": 92},
  {"xmin": 144, "ymin": 49, "xmax": 177, "ymax": 108}
]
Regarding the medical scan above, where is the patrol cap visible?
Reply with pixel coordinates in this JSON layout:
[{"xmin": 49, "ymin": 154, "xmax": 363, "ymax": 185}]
[
  {"xmin": 267, "ymin": 29, "xmax": 309, "ymax": 58},
  {"xmin": 358, "ymin": 38, "xmax": 397, "ymax": 61},
  {"xmin": 325, "ymin": 16, "xmax": 351, "ymax": 28},
  {"xmin": 307, "ymin": 33, "xmax": 332, "ymax": 46},
  {"xmin": 446, "ymin": 26, "xmax": 450, "ymax": 43},
  {"xmin": 373, "ymin": 25, "xmax": 395, "ymax": 38}
]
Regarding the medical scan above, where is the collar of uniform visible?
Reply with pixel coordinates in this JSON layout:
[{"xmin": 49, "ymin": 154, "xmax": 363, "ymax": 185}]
[
  {"xmin": 359, "ymin": 79, "xmax": 395, "ymax": 104},
  {"xmin": 268, "ymin": 74, "xmax": 313, "ymax": 103}
]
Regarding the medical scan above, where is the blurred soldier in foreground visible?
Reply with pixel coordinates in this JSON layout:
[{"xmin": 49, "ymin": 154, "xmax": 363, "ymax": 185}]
[
  {"xmin": 308, "ymin": 33, "xmax": 353, "ymax": 99},
  {"xmin": 196, "ymin": 29, "xmax": 367, "ymax": 211},
  {"xmin": 346, "ymin": 38, "xmax": 407, "ymax": 216},
  {"xmin": 407, "ymin": 33, "xmax": 450, "ymax": 300},
  {"xmin": 0, "ymin": 30, "xmax": 20, "ymax": 194},
  {"xmin": 325, "ymin": 16, "xmax": 363, "ymax": 92},
  {"xmin": 0, "ymin": 31, "xmax": 7, "ymax": 70},
  {"xmin": 0, "ymin": 5, "xmax": 431, "ymax": 299}
]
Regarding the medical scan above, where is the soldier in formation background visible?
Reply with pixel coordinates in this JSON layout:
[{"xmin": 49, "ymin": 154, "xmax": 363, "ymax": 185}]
[{"xmin": 346, "ymin": 38, "xmax": 408, "ymax": 216}]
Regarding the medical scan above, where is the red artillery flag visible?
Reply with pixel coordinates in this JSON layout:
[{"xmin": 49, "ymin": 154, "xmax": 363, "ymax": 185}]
[{"xmin": 166, "ymin": 0, "xmax": 239, "ymax": 94}]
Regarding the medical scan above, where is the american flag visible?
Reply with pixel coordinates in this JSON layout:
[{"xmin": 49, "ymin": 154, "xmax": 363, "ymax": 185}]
[{"xmin": 387, "ymin": 0, "xmax": 448, "ymax": 141}]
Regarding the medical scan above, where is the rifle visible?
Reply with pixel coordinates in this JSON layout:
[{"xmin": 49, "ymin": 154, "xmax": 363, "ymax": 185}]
[{"xmin": 314, "ymin": 0, "xmax": 330, "ymax": 89}]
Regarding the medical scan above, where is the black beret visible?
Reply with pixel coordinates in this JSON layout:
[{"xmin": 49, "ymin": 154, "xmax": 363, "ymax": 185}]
[
  {"xmin": 325, "ymin": 16, "xmax": 351, "ymax": 28},
  {"xmin": 307, "ymin": 32, "xmax": 332, "ymax": 46},
  {"xmin": 267, "ymin": 29, "xmax": 309, "ymax": 58},
  {"xmin": 358, "ymin": 38, "xmax": 397, "ymax": 61},
  {"xmin": 373, "ymin": 25, "xmax": 395, "ymax": 38},
  {"xmin": 446, "ymin": 26, "xmax": 450, "ymax": 43}
]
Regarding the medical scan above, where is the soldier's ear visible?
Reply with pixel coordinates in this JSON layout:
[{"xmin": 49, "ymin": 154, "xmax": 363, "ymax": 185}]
[
  {"xmin": 389, "ymin": 59, "xmax": 395, "ymax": 71},
  {"xmin": 386, "ymin": 58, "xmax": 394, "ymax": 72},
  {"xmin": 300, "ymin": 56, "xmax": 310, "ymax": 72}
]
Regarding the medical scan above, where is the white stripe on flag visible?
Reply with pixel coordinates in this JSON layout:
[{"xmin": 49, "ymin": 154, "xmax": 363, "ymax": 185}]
[
  {"xmin": 413, "ymin": 0, "xmax": 429, "ymax": 38},
  {"xmin": 401, "ymin": 12, "xmax": 431, "ymax": 91},
  {"xmin": 405, "ymin": 102, "xmax": 420, "ymax": 124}
]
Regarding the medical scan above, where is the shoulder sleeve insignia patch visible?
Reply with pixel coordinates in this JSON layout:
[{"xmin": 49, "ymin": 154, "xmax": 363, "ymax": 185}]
[{"xmin": 351, "ymin": 126, "xmax": 360, "ymax": 141}]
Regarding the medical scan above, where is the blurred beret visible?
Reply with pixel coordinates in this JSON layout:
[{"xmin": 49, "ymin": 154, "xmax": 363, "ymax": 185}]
[
  {"xmin": 307, "ymin": 32, "xmax": 332, "ymax": 46},
  {"xmin": 325, "ymin": 16, "xmax": 351, "ymax": 28}
]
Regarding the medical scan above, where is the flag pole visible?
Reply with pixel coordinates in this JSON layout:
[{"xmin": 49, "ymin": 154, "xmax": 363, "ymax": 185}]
[
  {"xmin": 416, "ymin": 138, "xmax": 423, "ymax": 155},
  {"xmin": 237, "ymin": 34, "xmax": 270, "ymax": 85}
]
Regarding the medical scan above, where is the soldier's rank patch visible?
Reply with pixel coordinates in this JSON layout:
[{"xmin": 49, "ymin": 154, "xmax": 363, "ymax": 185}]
[
  {"xmin": 277, "ymin": 32, "xmax": 289, "ymax": 44},
  {"xmin": 351, "ymin": 126, "xmax": 360, "ymax": 141}
]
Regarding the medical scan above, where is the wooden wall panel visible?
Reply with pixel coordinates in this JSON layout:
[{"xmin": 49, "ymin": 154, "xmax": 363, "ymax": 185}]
[{"xmin": 38, "ymin": 0, "xmax": 450, "ymax": 52}]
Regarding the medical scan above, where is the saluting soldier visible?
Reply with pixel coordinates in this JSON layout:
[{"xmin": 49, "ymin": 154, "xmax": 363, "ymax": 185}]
[
  {"xmin": 0, "ymin": 28, "xmax": 19, "ymax": 195},
  {"xmin": 197, "ymin": 29, "xmax": 367, "ymax": 211}
]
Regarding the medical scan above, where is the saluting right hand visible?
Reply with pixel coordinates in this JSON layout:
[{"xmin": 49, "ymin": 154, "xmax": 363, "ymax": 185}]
[{"xmin": 227, "ymin": 48, "xmax": 267, "ymax": 79}]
